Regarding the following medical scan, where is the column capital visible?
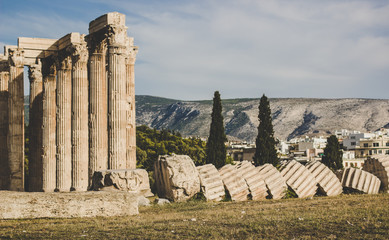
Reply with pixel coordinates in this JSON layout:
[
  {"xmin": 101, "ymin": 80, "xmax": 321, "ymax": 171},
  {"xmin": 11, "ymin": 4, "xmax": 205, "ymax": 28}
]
[
  {"xmin": 68, "ymin": 42, "xmax": 88, "ymax": 64},
  {"xmin": 8, "ymin": 48, "xmax": 24, "ymax": 68},
  {"xmin": 42, "ymin": 57, "xmax": 57, "ymax": 77},
  {"xmin": 56, "ymin": 52, "xmax": 72, "ymax": 71},
  {"xmin": 107, "ymin": 25, "xmax": 127, "ymax": 48},
  {"xmin": 28, "ymin": 59, "xmax": 42, "ymax": 83}
]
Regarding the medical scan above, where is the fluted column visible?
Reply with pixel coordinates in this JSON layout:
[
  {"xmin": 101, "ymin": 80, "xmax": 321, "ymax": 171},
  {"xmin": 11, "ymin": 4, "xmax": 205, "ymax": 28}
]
[
  {"xmin": 0, "ymin": 66, "xmax": 10, "ymax": 190},
  {"xmin": 55, "ymin": 53, "xmax": 72, "ymax": 192},
  {"xmin": 28, "ymin": 61, "xmax": 43, "ymax": 191},
  {"xmin": 107, "ymin": 25, "xmax": 127, "ymax": 170},
  {"xmin": 7, "ymin": 48, "xmax": 25, "ymax": 191},
  {"xmin": 69, "ymin": 40, "xmax": 89, "ymax": 191},
  {"xmin": 125, "ymin": 37, "xmax": 138, "ymax": 169},
  {"xmin": 88, "ymin": 34, "xmax": 108, "ymax": 186},
  {"xmin": 41, "ymin": 57, "xmax": 57, "ymax": 192}
]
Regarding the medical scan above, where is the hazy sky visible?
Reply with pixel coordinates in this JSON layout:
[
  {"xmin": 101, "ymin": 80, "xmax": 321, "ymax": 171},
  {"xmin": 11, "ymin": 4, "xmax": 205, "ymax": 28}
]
[{"xmin": 0, "ymin": 0, "xmax": 388, "ymax": 100}]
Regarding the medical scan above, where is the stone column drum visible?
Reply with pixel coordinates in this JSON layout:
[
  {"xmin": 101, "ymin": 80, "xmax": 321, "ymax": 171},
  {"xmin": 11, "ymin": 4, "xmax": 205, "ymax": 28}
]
[
  {"xmin": 41, "ymin": 57, "xmax": 57, "ymax": 192},
  {"xmin": 56, "ymin": 53, "xmax": 72, "ymax": 192},
  {"xmin": 88, "ymin": 32, "xmax": 108, "ymax": 186},
  {"xmin": 107, "ymin": 24, "xmax": 127, "ymax": 170},
  {"xmin": 70, "ymin": 41, "xmax": 89, "ymax": 191},
  {"xmin": 0, "ymin": 65, "xmax": 10, "ymax": 190},
  {"xmin": 7, "ymin": 48, "xmax": 25, "ymax": 191},
  {"xmin": 28, "ymin": 61, "xmax": 43, "ymax": 192}
]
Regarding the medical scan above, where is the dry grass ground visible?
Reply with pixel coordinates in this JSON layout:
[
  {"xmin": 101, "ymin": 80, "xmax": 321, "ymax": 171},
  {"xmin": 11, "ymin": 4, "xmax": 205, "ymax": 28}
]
[{"xmin": 1, "ymin": 193, "xmax": 388, "ymax": 239}]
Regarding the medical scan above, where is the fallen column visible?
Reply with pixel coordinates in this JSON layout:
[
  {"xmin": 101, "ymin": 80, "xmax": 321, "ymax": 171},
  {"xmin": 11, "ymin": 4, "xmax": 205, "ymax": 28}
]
[
  {"xmin": 280, "ymin": 160, "xmax": 318, "ymax": 198},
  {"xmin": 235, "ymin": 161, "xmax": 268, "ymax": 200},
  {"xmin": 363, "ymin": 156, "xmax": 389, "ymax": 192},
  {"xmin": 306, "ymin": 161, "xmax": 343, "ymax": 196},
  {"xmin": 0, "ymin": 58, "xmax": 10, "ymax": 190},
  {"xmin": 257, "ymin": 164, "xmax": 287, "ymax": 199},
  {"xmin": 341, "ymin": 167, "xmax": 381, "ymax": 194},
  {"xmin": 218, "ymin": 164, "xmax": 249, "ymax": 201},
  {"xmin": 41, "ymin": 57, "xmax": 57, "ymax": 192},
  {"xmin": 56, "ymin": 53, "xmax": 72, "ymax": 192},
  {"xmin": 7, "ymin": 48, "xmax": 25, "ymax": 191},
  {"xmin": 197, "ymin": 164, "xmax": 225, "ymax": 201},
  {"xmin": 28, "ymin": 61, "xmax": 43, "ymax": 192}
]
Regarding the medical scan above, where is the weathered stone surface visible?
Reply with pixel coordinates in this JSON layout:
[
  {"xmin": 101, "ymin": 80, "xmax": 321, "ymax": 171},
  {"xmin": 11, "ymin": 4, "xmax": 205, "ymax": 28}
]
[
  {"xmin": 0, "ymin": 69, "xmax": 9, "ymax": 190},
  {"xmin": 218, "ymin": 164, "xmax": 249, "ymax": 201},
  {"xmin": 0, "ymin": 191, "xmax": 138, "ymax": 219},
  {"xmin": 257, "ymin": 164, "xmax": 287, "ymax": 199},
  {"xmin": 306, "ymin": 161, "xmax": 343, "ymax": 196},
  {"xmin": 154, "ymin": 155, "xmax": 200, "ymax": 202},
  {"xmin": 155, "ymin": 198, "xmax": 170, "ymax": 205},
  {"xmin": 234, "ymin": 161, "xmax": 267, "ymax": 200},
  {"xmin": 280, "ymin": 160, "xmax": 318, "ymax": 198},
  {"xmin": 363, "ymin": 155, "xmax": 389, "ymax": 192},
  {"xmin": 341, "ymin": 168, "xmax": 381, "ymax": 194},
  {"xmin": 91, "ymin": 169, "xmax": 152, "ymax": 197},
  {"xmin": 197, "ymin": 164, "xmax": 225, "ymax": 201}
]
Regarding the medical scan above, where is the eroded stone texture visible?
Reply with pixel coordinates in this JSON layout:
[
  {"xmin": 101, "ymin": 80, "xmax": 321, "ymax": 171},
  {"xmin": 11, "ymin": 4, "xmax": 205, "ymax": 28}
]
[
  {"xmin": 70, "ymin": 40, "xmax": 89, "ymax": 191},
  {"xmin": 154, "ymin": 155, "xmax": 200, "ymax": 202},
  {"xmin": 341, "ymin": 167, "xmax": 381, "ymax": 194},
  {"xmin": 234, "ymin": 161, "xmax": 267, "ymax": 200},
  {"xmin": 197, "ymin": 164, "xmax": 225, "ymax": 201},
  {"xmin": 218, "ymin": 164, "xmax": 249, "ymax": 201},
  {"xmin": 257, "ymin": 164, "xmax": 287, "ymax": 199},
  {"xmin": 7, "ymin": 48, "xmax": 25, "ymax": 191},
  {"xmin": 92, "ymin": 169, "xmax": 152, "ymax": 197},
  {"xmin": 88, "ymin": 28, "xmax": 108, "ymax": 187},
  {"xmin": 280, "ymin": 160, "xmax": 318, "ymax": 198},
  {"xmin": 363, "ymin": 155, "xmax": 389, "ymax": 192},
  {"xmin": 306, "ymin": 161, "xmax": 343, "ymax": 196},
  {"xmin": 0, "ymin": 62, "xmax": 9, "ymax": 190},
  {"xmin": 56, "ymin": 53, "xmax": 72, "ymax": 192},
  {"xmin": 41, "ymin": 57, "xmax": 57, "ymax": 192},
  {"xmin": 0, "ymin": 191, "xmax": 138, "ymax": 219},
  {"xmin": 28, "ymin": 61, "xmax": 43, "ymax": 192}
]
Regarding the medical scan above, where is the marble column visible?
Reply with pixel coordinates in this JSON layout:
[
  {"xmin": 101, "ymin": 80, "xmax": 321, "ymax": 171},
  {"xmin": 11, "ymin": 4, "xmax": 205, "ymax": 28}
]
[
  {"xmin": 69, "ymin": 40, "xmax": 89, "ymax": 191},
  {"xmin": 107, "ymin": 25, "xmax": 127, "ymax": 170},
  {"xmin": 41, "ymin": 57, "xmax": 57, "ymax": 192},
  {"xmin": 7, "ymin": 48, "xmax": 25, "ymax": 191},
  {"xmin": 55, "ymin": 53, "xmax": 72, "ymax": 192},
  {"xmin": 125, "ymin": 38, "xmax": 138, "ymax": 170},
  {"xmin": 88, "ymin": 34, "xmax": 108, "ymax": 186},
  {"xmin": 0, "ymin": 66, "xmax": 10, "ymax": 190},
  {"xmin": 28, "ymin": 61, "xmax": 43, "ymax": 191}
]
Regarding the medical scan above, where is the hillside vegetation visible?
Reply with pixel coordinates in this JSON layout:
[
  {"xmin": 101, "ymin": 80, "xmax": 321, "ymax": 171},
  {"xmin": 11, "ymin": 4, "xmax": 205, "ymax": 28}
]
[{"xmin": 1, "ymin": 194, "xmax": 388, "ymax": 239}]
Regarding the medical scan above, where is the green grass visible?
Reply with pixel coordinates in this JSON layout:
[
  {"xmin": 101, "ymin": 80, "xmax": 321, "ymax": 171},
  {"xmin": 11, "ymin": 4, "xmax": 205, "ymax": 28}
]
[{"xmin": 1, "ymin": 193, "xmax": 389, "ymax": 239}]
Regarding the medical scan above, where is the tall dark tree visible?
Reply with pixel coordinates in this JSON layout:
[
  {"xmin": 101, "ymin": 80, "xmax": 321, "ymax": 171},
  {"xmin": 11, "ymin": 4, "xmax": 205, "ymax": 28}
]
[
  {"xmin": 206, "ymin": 91, "xmax": 227, "ymax": 168},
  {"xmin": 253, "ymin": 94, "xmax": 278, "ymax": 166},
  {"xmin": 322, "ymin": 135, "xmax": 343, "ymax": 171}
]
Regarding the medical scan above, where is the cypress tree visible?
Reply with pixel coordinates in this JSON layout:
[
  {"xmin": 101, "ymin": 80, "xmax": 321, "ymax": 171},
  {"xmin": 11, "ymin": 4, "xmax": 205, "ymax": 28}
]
[
  {"xmin": 322, "ymin": 135, "xmax": 343, "ymax": 171},
  {"xmin": 206, "ymin": 91, "xmax": 227, "ymax": 168},
  {"xmin": 253, "ymin": 94, "xmax": 278, "ymax": 166}
]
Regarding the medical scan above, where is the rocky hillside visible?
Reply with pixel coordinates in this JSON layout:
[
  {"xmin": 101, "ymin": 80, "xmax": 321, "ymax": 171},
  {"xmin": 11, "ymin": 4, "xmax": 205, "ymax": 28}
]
[{"xmin": 136, "ymin": 95, "xmax": 389, "ymax": 142}]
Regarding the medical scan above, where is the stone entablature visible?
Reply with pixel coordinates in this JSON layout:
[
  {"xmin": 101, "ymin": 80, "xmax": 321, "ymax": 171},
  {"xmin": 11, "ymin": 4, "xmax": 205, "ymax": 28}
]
[{"xmin": 0, "ymin": 12, "xmax": 138, "ymax": 192}]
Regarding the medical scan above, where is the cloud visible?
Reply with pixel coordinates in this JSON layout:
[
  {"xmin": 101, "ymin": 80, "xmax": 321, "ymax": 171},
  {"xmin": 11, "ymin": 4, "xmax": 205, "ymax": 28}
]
[{"xmin": 1, "ymin": 0, "xmax": 388, "ymax": 99}]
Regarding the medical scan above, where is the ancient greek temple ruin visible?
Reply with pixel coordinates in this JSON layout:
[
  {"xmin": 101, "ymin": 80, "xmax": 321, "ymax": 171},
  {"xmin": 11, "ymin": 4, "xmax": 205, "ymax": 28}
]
[{"xmin": 0, "ymin": 12, "xmax": 138, "ymax": 192}]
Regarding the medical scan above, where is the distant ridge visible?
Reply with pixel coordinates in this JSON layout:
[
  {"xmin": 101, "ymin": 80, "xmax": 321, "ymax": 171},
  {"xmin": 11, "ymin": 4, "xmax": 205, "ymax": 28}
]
[{"xmin": 24, "ymin": 95, "xmax": 389, "ymax": 142}]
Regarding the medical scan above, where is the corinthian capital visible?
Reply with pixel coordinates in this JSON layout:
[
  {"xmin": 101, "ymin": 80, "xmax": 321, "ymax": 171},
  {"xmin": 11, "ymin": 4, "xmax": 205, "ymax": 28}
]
[
  {"xmin": 69, "ymin": 41, "xmax": 89, "ymax": 64},
  {"xmin": 107, "ymin": 25, "xmax": 127, "ymax": 47},
  {"xmin": 28, "ymin": 59, "xmax": 42, "ymax": 83},
  {"xmin": 8, "ymin": 48, "xmax": 24, "ymax": 67}
]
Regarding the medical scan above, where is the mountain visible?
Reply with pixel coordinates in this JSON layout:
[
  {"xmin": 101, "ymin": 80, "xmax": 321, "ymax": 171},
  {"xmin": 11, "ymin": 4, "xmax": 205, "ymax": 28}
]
[
  {"xmin": 23, "ymin": 95, "xmax": 389, "ymax": 142},
  {"xmin": 136, "ymin": 95, "xmax": 389, "ymax": 142}
]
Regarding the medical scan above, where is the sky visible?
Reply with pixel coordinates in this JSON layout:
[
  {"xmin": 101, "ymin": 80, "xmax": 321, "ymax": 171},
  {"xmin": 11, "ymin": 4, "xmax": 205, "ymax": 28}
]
[{"xmin": 0, "ymin": 0, "xmax": 388, "ymax": 100}]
